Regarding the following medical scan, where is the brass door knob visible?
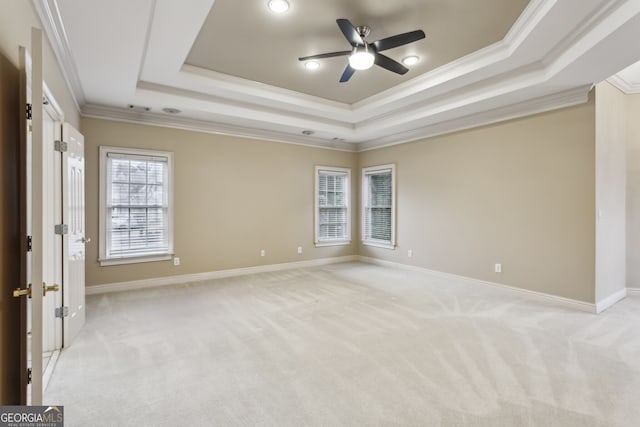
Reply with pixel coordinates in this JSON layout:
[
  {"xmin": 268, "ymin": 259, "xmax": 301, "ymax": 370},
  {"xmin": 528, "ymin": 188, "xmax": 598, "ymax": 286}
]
[{"xmin": 13, "ymin": 284, "xmax": 32, "ymax": 298}]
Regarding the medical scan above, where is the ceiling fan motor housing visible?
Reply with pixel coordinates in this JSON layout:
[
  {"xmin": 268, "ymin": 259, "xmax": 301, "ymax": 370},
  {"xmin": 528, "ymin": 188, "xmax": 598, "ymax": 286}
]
[{"xmin": 356, "ymin": 25, "xmax": 371, "ymax": 40}]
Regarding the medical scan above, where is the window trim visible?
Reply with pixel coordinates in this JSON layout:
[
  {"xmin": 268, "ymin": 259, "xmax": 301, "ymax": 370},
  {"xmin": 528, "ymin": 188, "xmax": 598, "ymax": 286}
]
[
  {"xmin": 361, "ymin": 163, "xmax": 396, "ymax": 250},
  {"xmin": 314, "ymin": 165, "xmax": 352, "ymax": 247},
  {"xmin": 98, "ymin": 146, "xmax": 174, "ymax": 266}
]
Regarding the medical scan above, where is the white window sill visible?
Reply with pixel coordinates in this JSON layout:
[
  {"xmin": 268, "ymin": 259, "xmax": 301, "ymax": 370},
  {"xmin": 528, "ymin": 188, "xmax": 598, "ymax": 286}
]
[
  {"xmin": 315, "ymin": 240, "xmax": 351, "ymax": 247},
  {"xmin": 362, "ymin": 241, "xmax": 396, "ymax": 250},
  {"xmin": 99, "ymin": 253, "xmax": 173, "ymax": 266}
]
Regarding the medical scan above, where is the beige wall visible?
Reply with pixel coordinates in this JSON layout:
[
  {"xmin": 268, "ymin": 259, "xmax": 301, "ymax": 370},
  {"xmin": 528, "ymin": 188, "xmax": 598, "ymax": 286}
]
[
  {"xmin": 627, "ymin": 93, "xmax": 640, "ymax": 289},
  {"xmin": 358, "ymin": 100, "xmax": 596, "ymax": 302},
  {"xmin": 595, "ymin": 82, "xmax": 627, "ymax": 302},
  {"xmin": 0, "ymin": 0, "xmax": 79, "ymax": 404},
  {"xmin": 82, "ymin": 118, "xmax": 358, "ymax": 286}
]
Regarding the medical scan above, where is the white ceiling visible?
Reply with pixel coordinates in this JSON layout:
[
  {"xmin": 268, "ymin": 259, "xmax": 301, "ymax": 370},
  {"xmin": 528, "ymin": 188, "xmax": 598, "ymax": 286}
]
[{"xmin": 35, "ymin": 0, "xmax": 640, "ymax": 151}]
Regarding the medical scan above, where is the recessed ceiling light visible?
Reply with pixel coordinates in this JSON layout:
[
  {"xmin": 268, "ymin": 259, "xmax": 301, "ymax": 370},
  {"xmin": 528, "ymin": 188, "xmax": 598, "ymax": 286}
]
[
  {"xmin": 402, "ymin": 55, "xmax": 420, "ymax": 66},
  {"xmin": 305, "ymin": 61, "xmax": 320, "ymax": 70},
  {"xmin": 268, "ymin": 0, "xmax": 289, "ymax": 13}
]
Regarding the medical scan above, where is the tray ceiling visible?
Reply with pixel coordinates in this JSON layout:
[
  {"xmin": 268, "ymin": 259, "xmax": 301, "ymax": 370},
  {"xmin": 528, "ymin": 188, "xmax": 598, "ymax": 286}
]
[
  {"xmin": 185, "ymin": 0, "xmax": 529, "ymax": 104},
  {"xmin": 35, "ymin": 0, "xmax": 640, "ymax": 151}
]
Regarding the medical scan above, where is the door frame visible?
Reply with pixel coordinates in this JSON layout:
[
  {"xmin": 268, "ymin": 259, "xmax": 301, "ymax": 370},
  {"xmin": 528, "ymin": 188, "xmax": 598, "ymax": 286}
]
[{"xmin": 41, "ymin": 83, "xmax": 65, "ymax": 390}]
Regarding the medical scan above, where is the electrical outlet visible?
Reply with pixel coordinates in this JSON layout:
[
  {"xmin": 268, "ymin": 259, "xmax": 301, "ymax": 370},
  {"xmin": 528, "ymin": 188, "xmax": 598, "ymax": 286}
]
[
  {"xmin": 297, "ymin": 246, "xmax": 303, "ymax": 254},
  {"xmin": 260, "ymin": 249, "xmax": 266, "ymax": 257},
  {"xmin": 407, "ymin": 249, "xmax": 413, "ymax": 258},
  {"xmin": 495, "ymin": 263, "xmax": 502, "ymax": 273},
  {"xmin": 173, "ymin": 257, "xmax": 180, "ymax": 266}
]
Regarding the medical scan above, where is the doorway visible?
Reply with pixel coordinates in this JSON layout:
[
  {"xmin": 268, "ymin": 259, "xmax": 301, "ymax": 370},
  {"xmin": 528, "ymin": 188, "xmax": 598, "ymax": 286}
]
[{"xmin": 17, "ymin": 30, "xmax": 86, "ymax": 403}]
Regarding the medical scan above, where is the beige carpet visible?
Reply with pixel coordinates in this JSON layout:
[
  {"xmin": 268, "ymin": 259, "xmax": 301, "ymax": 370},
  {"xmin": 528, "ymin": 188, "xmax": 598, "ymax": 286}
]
[{"xmin": 45, "ymin": 262, "xmax": 640, "ymax": 426}]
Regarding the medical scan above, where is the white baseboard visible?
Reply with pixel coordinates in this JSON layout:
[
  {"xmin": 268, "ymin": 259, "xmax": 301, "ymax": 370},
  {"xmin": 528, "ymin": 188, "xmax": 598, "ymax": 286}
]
[
  {"xmin": 595, "ymin": 288, "xmax": 627, "ymax": 314},
  {"xmin": 357, "ymin": 256, "xmax": 597, "ymax": 313},
  {"xmin": 87, "ymin": 254, "xmax": 635, "ymax": 313},
  {"xmin": 86, "ymin": 255, "xmax": 359, "ymax": 295}
]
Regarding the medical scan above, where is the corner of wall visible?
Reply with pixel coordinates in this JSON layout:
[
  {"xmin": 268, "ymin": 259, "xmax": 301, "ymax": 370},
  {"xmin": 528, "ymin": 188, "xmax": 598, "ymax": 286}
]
[{"xmin": 594, "ymin": 82, "xmax": 628, "ymax": 303}]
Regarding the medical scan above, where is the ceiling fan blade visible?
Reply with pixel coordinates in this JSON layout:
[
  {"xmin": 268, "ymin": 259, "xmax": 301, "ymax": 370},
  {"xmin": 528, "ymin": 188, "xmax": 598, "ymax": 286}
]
[
  {"xmin": 337, "ymin": 19, "xmax": 364, "ymax": 46},
  {"xmin": 373, "ymin": 30, "xmax": 426, "ymax": 52},
  {"xmin": 374, "ymin": 53, "xmax": 409, "ymax": 75},
  {"xmin": 339, "ymin": 64, "xmax": 356, "ymax": 83},
  {"xmin": 298, "ymin": 51, "xmax": 352, "ymax": 61}
]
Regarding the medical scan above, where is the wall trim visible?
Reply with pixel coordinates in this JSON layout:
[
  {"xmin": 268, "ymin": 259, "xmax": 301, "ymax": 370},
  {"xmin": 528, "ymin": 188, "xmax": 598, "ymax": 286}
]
[
  {"xmin": 595, "ymin": 288, "xmax": 628, "ymax": 314},
  {"xmin": 357, "ymin": 85, "xmax": 591, "ymax": 151},
  {"xmin": 86, "ymin": 256, "xmax": 636, "ymax": 311},
  {"xmin": 608, "ymin": 74, "xmax": 640, "ymax": 94},
  {"xmin": 357, "ymin": 256, "xmax": 597, "ymax": 313},
  {"xmin": 31, "ymin": 0, "xmax": 85, "ymax": 111},
  {"xmin": 81, "ymin": 104, "xmax": 358, "ymax": 152},
  {"xmin": 85, "ymin": 255, "xmax": 359, "ymax": 295}
]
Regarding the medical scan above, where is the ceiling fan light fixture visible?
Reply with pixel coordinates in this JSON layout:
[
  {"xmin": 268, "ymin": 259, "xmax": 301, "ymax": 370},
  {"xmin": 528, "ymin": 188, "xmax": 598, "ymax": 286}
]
[
  {"xmin": 268, "ymin": 0, "xmax": 289, "ymax": 13},
  {"xmin": 305, "ymin": 61, "xmax": 320, "ymax": 70},
  {"xmin": 402, "ymin": 55, "xmax": 420, "ymax": 66},
  {"xmin": 349, "ymin": 46, "xmax": 375, "ymax": 70}
]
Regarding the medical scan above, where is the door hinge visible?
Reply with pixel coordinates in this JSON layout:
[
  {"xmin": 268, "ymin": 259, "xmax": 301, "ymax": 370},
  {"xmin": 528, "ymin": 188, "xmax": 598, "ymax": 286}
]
[
  {"xmin": 26, "ymin": 103, "xmax": 32, "ymax": 120},
  {"xmin": 27, "ymin": 368, "xmax": 32, "ymax": 385},
  {"xmin": 55, "ymin": 306, "xmax": 69, "ymax": 318},
  {"xmin": 54, "ymin": 140, "xmax": 68, "ymax": 152},
  {"xmin": 26, "ymin": 235, "xmax": 32, "ymax": 252},
  {"xmin": 54, "ymin": 224, "xmax": 68, "ymax": 235}
]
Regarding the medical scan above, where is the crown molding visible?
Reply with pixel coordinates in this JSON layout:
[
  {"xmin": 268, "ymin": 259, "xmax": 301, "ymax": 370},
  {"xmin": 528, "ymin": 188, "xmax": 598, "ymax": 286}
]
[
  {"xmin": 80, "ymin": 104, "xmax": 357, "ymax": 152},
  {"xmin": 607, "ymin": 75, "xmax": 640, "ymax": 94},
  {"xmin": 134, "ymin": 80, "xmax": 354, "ymax": 137},
  {"xmin": 357, "ymin": 85, "xmax": 591, "ymax": 151},
  {"xmin": 180, "ymin": 64, "xmax": 354, "ymax": 122},
  {"xmin": 82, "ymin": 84, "xmax": 590, "ymax": 154},
  {"xmin": 31, "ymin": 0, "xmax": 85, "ymax": 111}
]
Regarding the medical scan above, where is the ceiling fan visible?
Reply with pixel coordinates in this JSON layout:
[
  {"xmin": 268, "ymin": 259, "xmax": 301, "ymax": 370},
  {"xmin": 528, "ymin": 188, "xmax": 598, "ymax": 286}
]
[{"xmin": 299, "ymin": 19, "xmax": 426, "ymax": 83}]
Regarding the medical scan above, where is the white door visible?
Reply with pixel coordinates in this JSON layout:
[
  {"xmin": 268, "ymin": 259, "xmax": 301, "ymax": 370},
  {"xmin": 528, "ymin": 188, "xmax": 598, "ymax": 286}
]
[
  {"xmin": 17, "ymin": 28, "xmax": 44, "ymax": 406},
  {"xmin": 41, "ymin": 91, "xmax": 64, "ymax": 388},
  {"xmin": 62, "ymin": 123, "xmax": 86, "ymax": 346}
]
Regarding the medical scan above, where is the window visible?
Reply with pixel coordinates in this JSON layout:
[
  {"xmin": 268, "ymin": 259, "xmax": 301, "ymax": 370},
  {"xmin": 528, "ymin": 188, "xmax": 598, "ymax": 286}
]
[
  {"xmin": 362, "ymin": 164, "xmax": 396, "ymax": 249},
  {"xmin": 315, "ymin": 166, "xmax": 351, "ymax": 246},
  {"xmin": 99, "ymin": 146, "xmax": 173, "ymax": 265}
]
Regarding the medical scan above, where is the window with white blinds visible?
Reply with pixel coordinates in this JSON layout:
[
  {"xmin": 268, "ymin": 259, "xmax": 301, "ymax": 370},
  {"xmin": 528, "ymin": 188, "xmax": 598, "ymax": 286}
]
[
  {"xmin": 362, "ymin": 164, "xmax": 396, "ymax": 248},
  {"xmin": 99, "ymin": 147, "xmax": 173, "ymax": 265},
  {"xmin": 315, "ymin": 166, "xmax": 351, "ymax": 246}
]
